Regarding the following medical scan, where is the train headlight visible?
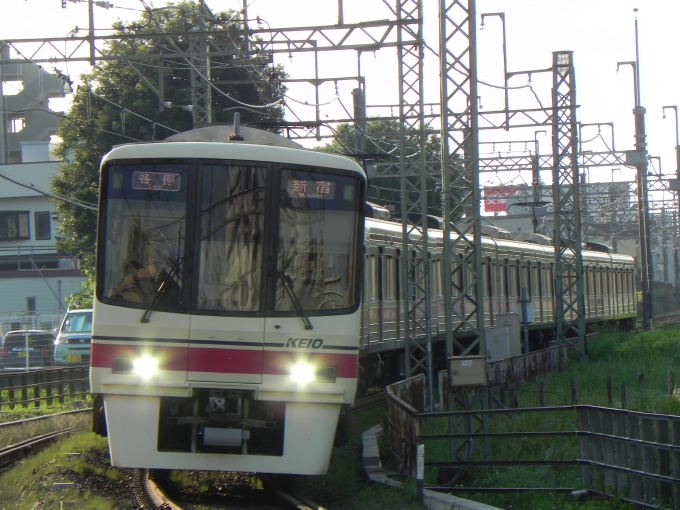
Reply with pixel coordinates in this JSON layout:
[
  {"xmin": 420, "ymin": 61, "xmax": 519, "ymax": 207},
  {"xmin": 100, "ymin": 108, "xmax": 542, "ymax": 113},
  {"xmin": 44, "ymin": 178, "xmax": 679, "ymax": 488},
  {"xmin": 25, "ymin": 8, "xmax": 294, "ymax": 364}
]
[
  {"xmin": 133, "ymin": 355, "xmax": 159, "ymax": 379},
  {"xmin": 290, "ymin": 361, "xmax": 315, "ymax": 385}
]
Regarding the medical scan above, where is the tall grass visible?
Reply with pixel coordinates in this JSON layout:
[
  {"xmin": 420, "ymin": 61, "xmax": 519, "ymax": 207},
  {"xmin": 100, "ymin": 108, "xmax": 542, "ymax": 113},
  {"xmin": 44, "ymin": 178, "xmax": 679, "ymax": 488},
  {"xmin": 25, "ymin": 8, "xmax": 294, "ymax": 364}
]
[{"xmin": 426, "ymin": 324, "xmax": 680, "ymax": 509}]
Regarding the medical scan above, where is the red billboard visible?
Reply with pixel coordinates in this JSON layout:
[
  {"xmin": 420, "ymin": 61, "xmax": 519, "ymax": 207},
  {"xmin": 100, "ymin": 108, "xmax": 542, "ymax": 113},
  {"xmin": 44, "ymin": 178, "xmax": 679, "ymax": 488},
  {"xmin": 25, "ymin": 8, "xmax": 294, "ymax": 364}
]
[{"xmin": 483, "ymin": 186, "xmax": 517, "ymax": 212}]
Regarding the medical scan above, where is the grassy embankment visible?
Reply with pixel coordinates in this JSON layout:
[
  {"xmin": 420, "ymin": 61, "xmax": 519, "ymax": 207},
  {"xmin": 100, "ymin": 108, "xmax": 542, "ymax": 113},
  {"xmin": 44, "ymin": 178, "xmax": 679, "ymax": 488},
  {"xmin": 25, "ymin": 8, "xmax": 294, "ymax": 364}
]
[
  {"xmin": 419, "ymin": 322, "xmax": 680, "ymax": 510},
  {"xmin": 0, "ymin": 395, "xmax": 423, "ymax": 509}
]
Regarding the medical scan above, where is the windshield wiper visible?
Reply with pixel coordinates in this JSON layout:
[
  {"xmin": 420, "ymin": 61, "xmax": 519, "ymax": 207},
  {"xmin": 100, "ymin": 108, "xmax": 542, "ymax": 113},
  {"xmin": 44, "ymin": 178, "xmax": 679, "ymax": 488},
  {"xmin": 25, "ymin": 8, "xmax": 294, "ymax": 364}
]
[
  {"xmin": 278, "ymin": 272, "xmax": 313, "ymax": 330},
  {"xmin": 141, "ymin": 257, "xmax": 183, "ymax": 324}
]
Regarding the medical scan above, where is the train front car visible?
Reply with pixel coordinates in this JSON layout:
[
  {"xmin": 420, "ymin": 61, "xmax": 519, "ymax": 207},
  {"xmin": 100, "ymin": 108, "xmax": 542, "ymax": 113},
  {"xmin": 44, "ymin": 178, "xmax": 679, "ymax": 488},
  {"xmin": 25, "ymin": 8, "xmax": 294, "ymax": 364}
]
[{"xmin": 90, "ymin": 127, "xmax": 366, "ymax": 475}]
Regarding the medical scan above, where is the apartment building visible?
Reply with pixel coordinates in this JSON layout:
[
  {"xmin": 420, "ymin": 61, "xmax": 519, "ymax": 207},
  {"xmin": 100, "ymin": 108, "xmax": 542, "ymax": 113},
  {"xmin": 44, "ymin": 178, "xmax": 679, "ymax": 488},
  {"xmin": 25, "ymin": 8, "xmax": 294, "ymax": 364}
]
[{"xmin": 0, "ymin": 44, "xmax": 86, "ymax": 333}]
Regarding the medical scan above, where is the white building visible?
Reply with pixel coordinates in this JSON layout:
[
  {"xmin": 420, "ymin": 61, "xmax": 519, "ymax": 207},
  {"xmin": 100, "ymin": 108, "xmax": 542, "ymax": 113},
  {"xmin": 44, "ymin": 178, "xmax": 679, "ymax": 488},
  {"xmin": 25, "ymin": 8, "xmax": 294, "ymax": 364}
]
[{"xmin": 0, "ymin": 44, "xmax": 86, "ymax": 333}]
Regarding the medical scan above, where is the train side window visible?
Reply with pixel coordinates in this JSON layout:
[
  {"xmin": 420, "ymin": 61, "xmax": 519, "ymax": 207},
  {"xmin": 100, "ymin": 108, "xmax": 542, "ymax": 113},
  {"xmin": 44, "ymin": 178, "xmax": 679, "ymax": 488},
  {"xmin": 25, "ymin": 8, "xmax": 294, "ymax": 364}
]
[
  {"xmin": 413, "ymin": 254, "xmax": 425, "ymax": 301},
  {"xmin": 432, "ymin": 257, "xmax": 443, "ymax": 299},
  {"xmin": 491, "ymin": 262, "xmax": 498, "ymax": 298},
  {"xmin": 509, "ymin": 263, "xmax": 517, "ymax": 298},
  {"xmin": 364, "ymin": 253, "xmax": 379, "ymax": 303},
  {"xmin": 501, "ymin": 261, "xmax": 508, "ymax": 299},
  {"xmin": 372, "ymin": 255, "xmax": 379, "ymax": 302},
  {"xmin": 364, "ymin": 253, "xmax": 372, "ymax": 304},
  {"xmin": 384, "ymin": 255, "xmax": 396, "ymax": 301},
  {"xmin": 452, "ymin": 258, "xmax": 462, "ymax": 298},
  {"xmin": 520, "ymin": 264, "xmax": 529, "ymax": 297},
  {"xmin": 532, "ymin": 265, "xmax": 540, "ymax": 297},
  {"xmin": 482, "ymin": 260, "xmax": 488, "ymax": 297}
]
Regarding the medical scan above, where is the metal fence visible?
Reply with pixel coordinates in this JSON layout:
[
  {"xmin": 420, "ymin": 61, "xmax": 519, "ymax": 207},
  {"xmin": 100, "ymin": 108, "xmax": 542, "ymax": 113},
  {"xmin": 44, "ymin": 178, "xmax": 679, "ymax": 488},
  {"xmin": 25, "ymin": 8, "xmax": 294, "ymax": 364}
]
[
  {"xmin": 0, "ymin": 314, "xmax": 63, "ymax": 335},
  {"xmin": 386, "ymin": 373, "xmax": 680, "ymax": 509},
  {"xmin": 0, "ymin": 368, "xmax": 89, "ymax": 409}
]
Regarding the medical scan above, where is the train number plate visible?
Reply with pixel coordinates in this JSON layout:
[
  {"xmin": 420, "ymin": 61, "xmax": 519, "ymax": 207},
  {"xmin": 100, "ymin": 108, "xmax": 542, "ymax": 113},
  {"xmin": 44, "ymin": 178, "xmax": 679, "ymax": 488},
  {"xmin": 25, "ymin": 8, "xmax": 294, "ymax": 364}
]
[{"xmin": 67, "ymin": 355, "xmax": 82, "ymax": 362}]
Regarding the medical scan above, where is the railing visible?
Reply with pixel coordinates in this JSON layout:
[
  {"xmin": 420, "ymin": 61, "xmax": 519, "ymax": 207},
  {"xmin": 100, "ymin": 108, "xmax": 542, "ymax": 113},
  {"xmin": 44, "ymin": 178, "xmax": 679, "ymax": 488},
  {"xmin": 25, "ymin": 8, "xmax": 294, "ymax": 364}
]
[
  {"xmin": 386, "ymin": 374, "xmax": 680, "ymax": 509},
  {"xmin": 0, "ymin": 368, "xmax": 89, "ymax": 410},
  {"xmin": 486, "ymin": 344, "xmax": 566, "ymax": 388},
  {"xmin": 0, "ymin": 314, "xmax": 63, "ymax": 334},
  {"xmin": 385, "ymin": 374, "xmax": 425, "ymax": 476},
  {"xmin": 578, "ymin": 406, "xmax": 680, "ymax": 509},
  {"xmin": 0, "ymin": 246, "xmax": 79, "ymax": 272}
]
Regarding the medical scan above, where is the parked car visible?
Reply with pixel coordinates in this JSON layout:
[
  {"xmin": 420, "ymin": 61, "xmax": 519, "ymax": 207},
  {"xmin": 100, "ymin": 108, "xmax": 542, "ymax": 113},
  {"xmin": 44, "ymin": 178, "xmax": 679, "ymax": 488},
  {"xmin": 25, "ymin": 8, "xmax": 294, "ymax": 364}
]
[
  {"xmin": 1, "ymin": 330, "xmax": 56, "ymax": 369},
  {"xmin": 54, "ymin": 309, "xmax": 92, "ymax": 366}
]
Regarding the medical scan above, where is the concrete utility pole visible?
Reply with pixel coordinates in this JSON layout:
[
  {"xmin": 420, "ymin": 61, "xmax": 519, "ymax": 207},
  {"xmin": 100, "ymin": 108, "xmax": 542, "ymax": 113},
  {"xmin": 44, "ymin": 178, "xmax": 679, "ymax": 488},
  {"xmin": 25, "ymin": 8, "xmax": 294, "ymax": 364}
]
[{"xmin": 617, "ymin": 15, "xmax": 653, "ymax": 331}]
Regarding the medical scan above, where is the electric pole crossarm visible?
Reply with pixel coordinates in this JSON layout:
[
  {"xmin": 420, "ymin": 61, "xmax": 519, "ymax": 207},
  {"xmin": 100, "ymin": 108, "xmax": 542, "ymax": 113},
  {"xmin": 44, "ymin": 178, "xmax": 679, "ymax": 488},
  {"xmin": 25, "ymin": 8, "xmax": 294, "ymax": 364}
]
[
  {"xmin": 478, "ymin": 108, "xmax": 552, "ymax": 131},
  {"xmin": 0, "ymin": 19, "xmax": 420, "ymax": 65}
]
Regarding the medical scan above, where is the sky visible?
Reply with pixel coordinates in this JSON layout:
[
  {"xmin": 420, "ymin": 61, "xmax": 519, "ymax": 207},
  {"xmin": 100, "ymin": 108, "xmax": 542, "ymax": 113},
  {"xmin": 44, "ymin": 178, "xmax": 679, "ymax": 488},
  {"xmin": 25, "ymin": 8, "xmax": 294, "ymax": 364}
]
[{"xmin": 2, "ymin": 0, "xmax": 680, "ymax": 191}]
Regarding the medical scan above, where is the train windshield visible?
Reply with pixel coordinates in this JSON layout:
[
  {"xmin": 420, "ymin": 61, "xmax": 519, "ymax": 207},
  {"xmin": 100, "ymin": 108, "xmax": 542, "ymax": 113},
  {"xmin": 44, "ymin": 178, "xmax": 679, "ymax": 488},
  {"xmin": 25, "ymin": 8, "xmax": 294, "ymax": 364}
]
[
  {"xmin": 99, "ymin": 160, "xmax": 362, "ymax": 316},
  {"xmin": 100, "ymin": 164, "xmax": 188, "ymax": 310},
  {"xmin": 275, "ymin": 170, "xmax": 361, "ymax": 312}
]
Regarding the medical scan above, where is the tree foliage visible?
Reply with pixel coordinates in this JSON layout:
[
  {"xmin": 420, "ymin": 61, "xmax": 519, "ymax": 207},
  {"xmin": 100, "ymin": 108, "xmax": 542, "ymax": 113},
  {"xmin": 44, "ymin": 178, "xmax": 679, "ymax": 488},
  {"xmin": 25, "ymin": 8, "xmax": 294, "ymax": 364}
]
[
  {"xmin": 317, "ymin": 120, "xmax": 463, "ymax": 219},
  {"xmin": 51, "ymin": 1, "xmax": 286, "ymax": 272}
]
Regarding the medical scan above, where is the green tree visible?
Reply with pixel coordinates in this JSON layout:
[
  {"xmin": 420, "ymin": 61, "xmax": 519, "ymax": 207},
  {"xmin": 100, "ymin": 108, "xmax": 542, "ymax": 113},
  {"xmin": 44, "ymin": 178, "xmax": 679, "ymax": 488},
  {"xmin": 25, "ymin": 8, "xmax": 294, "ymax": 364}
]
[
  {"xmin": 317, "ymin": 120, "xmax": 463, "ymax": 220},
  {"xmin": 64, "ymin": 269, "xmax": 95, "ymax": 310},
  {"xmin": 51, "ymin": 1, "xmax": 286, "ymax": 275}
]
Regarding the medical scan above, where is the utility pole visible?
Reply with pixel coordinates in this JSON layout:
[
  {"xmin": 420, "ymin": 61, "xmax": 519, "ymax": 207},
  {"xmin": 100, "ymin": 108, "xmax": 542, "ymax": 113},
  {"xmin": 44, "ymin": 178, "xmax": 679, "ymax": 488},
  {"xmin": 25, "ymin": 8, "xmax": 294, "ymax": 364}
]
[{"xmin": 617, "ymin": 16, "xmax": 653, "ymax": 330}]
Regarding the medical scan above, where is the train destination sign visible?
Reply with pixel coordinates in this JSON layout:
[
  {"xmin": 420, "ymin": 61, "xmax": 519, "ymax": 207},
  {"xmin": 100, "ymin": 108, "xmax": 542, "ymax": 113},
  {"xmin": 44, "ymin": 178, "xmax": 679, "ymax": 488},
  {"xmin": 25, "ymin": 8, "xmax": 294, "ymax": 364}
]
[
  {"xmin": 132, "ymin": 171, "xmax": 182, "ymax": 191},
  {"xmin": 291, "ymin": 179, "xmax": 334, "ymax": 199}
]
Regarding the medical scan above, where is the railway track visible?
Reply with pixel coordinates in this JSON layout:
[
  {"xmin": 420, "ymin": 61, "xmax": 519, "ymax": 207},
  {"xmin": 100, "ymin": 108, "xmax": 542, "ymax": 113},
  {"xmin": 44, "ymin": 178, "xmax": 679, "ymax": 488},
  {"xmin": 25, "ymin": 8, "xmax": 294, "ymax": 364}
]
[
  {"xmin": 0, "ymin": 407, "xmax": 91, "ymax": 469},
  {"xmin": 352, "ymin": 391, "xmax": 386, "ymax": 411},
  {"xmin": 0, "ymin": 427, "xmax": 77, "ymax": 469},
  {"xmin": 129, "ymin": 392, "xmax": 388, "ymax": 509},
  {"xmin": 136, "ymin": 469, "xmax": 328, "ymax": 510}
]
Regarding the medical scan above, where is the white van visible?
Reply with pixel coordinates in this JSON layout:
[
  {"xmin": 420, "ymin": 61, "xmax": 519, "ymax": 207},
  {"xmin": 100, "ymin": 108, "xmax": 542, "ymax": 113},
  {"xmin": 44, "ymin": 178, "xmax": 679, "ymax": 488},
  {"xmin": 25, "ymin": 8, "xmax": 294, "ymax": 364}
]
[{"xmin": 54, "ymin": 309, "xmax": 92, "ymax": 366}]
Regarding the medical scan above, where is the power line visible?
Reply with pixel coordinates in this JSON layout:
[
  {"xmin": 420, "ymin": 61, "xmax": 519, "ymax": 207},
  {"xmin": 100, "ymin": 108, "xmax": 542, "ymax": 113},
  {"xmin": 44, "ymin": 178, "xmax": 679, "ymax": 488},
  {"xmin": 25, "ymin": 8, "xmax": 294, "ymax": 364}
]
[{"xmin": 0, "ymin": 169, "xmax": 97, "ymax": 211}]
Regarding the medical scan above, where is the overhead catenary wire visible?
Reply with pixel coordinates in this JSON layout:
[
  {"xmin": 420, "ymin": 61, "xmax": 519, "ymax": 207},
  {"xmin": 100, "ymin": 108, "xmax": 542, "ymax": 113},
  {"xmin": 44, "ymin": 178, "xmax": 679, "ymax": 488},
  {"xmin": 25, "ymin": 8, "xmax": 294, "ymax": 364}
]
[
  {"xmin": 0, "ymin": 39, "xmax": 178, "ymax": 141},
  {"xmin": 136, "ymin": 0, "xmax": 282, "ymax": 111},
  {"xmin": 0, "ymin": 170, "xmax": 98, "ymax": 211}
]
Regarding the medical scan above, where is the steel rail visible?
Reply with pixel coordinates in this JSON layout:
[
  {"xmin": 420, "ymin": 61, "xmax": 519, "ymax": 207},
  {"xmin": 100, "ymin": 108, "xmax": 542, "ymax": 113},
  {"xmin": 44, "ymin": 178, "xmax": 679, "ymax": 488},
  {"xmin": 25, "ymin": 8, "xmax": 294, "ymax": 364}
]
[{"xmin": 0, "ymin": 428, "xmax": 77, "ymax": 469}]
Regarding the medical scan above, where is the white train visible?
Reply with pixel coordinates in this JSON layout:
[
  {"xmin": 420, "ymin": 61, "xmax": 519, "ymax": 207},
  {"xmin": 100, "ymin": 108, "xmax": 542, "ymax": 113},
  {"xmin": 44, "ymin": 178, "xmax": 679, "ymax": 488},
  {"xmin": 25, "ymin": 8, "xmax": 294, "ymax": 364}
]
[
  {"xmin": 357, "ymin": 209, "xmax": 637, "ymax": 385},
  {"xmin": 90, "ymin": 125, "xmax": 366, "ymax": 475},
  {"xmin": 90, "ymin": 124, "xmax": 637, "ymax": 475}
]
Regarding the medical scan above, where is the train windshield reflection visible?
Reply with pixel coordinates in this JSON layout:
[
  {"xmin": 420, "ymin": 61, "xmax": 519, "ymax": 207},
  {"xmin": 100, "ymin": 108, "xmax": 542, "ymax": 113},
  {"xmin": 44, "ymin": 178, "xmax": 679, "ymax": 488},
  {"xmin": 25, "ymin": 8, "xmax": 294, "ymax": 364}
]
[
  {"xmin": 99, "ymin": 162, "xmax": 362, "ymax": 316},
  {"xmin": 275, "ymin": 170, "xmax": 360, "ymax": 312},
  {"xmin": 100, "ymin": 164, "xmax": 187, "ymax": 309}
]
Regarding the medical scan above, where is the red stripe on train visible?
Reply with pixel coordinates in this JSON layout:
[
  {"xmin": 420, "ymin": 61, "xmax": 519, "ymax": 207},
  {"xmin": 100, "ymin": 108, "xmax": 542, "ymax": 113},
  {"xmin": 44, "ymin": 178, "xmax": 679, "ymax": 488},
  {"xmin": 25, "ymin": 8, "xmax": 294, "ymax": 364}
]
[{"xmin": 90, "ymin": 343, "xmax": 358, "ymax": 378}]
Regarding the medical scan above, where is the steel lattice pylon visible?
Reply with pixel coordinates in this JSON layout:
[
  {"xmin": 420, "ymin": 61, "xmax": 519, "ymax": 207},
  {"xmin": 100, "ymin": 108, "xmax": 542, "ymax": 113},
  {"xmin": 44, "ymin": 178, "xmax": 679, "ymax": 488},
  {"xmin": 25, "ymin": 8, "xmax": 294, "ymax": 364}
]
[
  {"xmin": 439, "ymin": 0, "xmax": 485, "ymax": 359},
  {"xmin": 189, "ymin": 27, "xmax": 212, "ymax": 127},
  {"xmin": 551, "ymin": 51, "xmax": 585, "ymax": 355},
  {"xmin": 396, "ymin": 0, "xmax": 434, "ymax": 408}
]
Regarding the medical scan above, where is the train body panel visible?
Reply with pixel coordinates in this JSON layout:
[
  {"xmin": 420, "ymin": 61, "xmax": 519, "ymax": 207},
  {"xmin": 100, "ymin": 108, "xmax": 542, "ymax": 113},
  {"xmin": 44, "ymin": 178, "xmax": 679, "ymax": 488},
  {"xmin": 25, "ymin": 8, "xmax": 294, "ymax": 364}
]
[
  {"xmin": 359, "ymin": 217, "xmax": 637, "ymax": 357},
  {"xmin": 104, "ymin": 394, "xmax": 340, "ymax": 474}
]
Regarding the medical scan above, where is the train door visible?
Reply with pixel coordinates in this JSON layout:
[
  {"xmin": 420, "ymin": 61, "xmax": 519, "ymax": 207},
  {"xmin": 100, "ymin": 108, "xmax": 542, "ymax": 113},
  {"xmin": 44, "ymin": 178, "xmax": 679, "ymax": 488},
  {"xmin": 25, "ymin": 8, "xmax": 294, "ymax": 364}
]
[{"xmin": 188, "ymin": 162, "xmax": 268, "ymax": 383}]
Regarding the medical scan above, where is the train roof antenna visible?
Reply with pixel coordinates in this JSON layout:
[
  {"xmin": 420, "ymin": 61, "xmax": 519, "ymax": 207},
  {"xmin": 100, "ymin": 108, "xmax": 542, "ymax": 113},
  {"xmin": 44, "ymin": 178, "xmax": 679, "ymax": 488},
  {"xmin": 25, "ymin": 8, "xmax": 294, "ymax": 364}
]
[{"xmin": 229, "ymin": 112, "xmax": 245, "ymax": 141}]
